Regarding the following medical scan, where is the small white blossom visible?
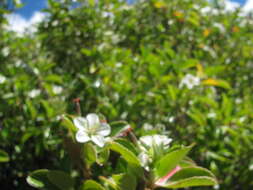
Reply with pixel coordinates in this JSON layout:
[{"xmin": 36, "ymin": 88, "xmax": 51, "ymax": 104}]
[
  {"xmin": 0, "ymin": 75, "xmax": 6, "ymax": 84},
  {"xmin": 28, "ymin": 89, "xmax": 41, "ymax": 98},
  {"xmin": 52, "ymin": 85, "xmax": 63, "ymax": 94},
  {"xmin": 143, "ymin": 123, "xmax": 153, "ymax": 131},
  {"xmin": 73, "ymin": 113, "xmax": 111, "ymax": 147},
  {"xmin": 179, "ymin": 74, "xmax": 200, "ymax": 89},
  {"xmin": 207, "ymin": 112, "xmax": 216, "ymax": 118},
  {"xmin": 2, "ymin": 47, "xmax": 10, "ymax": 57},
  {"xmin": 213, "ymin": 23, "xmax": 225, "ymax": 33},
  {"xmin": 93, "ymin": 80, "xmax": 101, "ymax": 88}
]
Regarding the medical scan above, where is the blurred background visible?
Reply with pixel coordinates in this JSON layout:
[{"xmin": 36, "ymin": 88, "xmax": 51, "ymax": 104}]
[{"xmin": 1, "ymin": 0, "xmax": 253, "ymax": 189}]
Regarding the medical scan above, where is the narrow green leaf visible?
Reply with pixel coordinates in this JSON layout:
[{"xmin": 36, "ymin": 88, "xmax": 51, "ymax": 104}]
[
  {"xmin": 26, "ymin": 169, "xmax": 58, "ymax": 189},
  {"xmin": 61, "ymin": 115, "xmax": 77, "ymax": 132},
  {"xmin": 108, "ymin": 142, "xmax": 140, "ymax": 166},
  {"xmin": 155, "ymin": 145, "xmax": 193, "ymax": 178},
  {"xmin": 110, "ymin": 121, "xmax": 131, "ymax": 137},
  {"xmin": 0, "ymin": 150, "xmax": 9, "ymax": 162},
  {"xmin": 161, "ymin": 176, "xmax": 217, "ymax": 188},
  {"xmin": 99, "ymin": 176, "xmax": 119, "ymax": 190},
  {"xmin": 202, "ymin": 78, "xmax": 231, "ymax": 89}
]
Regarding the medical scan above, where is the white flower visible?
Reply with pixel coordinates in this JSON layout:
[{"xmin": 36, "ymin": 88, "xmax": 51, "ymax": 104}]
[
  {"xmin": 52, "ymin": 85, "xmax": 63, "ymax": 94},
  {"xmin": 28, "ymin": 89, "xmax": 41, "ymax": 98},
  {"xmin": 213, "ymin": 23, "xmax": 225, "ymax": 33},
  {"xmin": 0, "ymin": 75, "xmax": 6, "ymax": 84},
  {"xmin": 73, "ymin": 113, "xmax": 111, "ymax": 147},
  {"xmin": 179, "ymin": 74, "xmax": 200, "ymax": 89},
  {"xmin": 207, "ymin": 112, "xmax": 216, "ymax": 118},
  {"xmin": 138, "ymin": 135, "xmax": 172, "ymax": 170},
  {"xmin": 2, "ymin": 47, "xmax": 10, "ymax": 57},
  {"xmin": 143, "ymin": 123, "xmax": 153, "ymax": 131},
  {"xmin": 139, "ymin": 135, "xmax": 172, "ymax": 149}
]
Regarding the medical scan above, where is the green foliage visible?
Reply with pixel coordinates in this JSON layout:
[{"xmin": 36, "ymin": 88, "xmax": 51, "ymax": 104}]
[
  {"xmin": 81, "ymin": 180, "xmax": 105, "ymax": 190},
  {"xmin": 0, "ymin": 149, "xmax": 9, "ymax": 162},
  {"xmin": 155, "ymin": 145, "xmax": 193, "ymax": 178},
  {"xmin": 1, "ymin": 0, "xmax": 253, "ymax": 189}
]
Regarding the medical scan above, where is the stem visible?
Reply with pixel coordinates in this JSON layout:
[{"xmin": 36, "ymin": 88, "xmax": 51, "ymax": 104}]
[
  {"xmin": 73, "ymin": 98, "xmax": 81, "ymax": 116},
  {"xmin": 128, "ymin": 131, "xmax": 138, "ymax": 145},
  {"xmin": 82, "ymin": 163, "xmax": 92, "ymax": 179}
]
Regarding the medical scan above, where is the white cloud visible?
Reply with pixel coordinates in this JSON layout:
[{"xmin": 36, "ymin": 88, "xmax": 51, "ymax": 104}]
[
  {"xmin": 243, "ymin": 0, "xmax": 253, "ymax": 13},
  {"xmin": 224, "ymin": 0, "xmax": 240, "ymax": 11},
  {"xmin": 5, "ymin": 11, "xmax": 46, "ymax": 34}
]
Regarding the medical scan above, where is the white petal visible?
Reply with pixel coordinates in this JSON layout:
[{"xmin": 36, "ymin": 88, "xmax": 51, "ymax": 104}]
[
  {"xmin": 86, "ymin": 113, "xmax": 100, "ymax": 127},
  {"xmin": 139, "ymin": 135, "xmax": 172, "ymax": 149},
  {"xmin": 96, "ymin": 123, "xmax": 111, "ymax": 136},
  {"xmin": 139, "ymin": 136, "xmax": 153, "ymax": 148},
  {"xmin": 91, "ymin": 135, "xmax": 106, "ymax": 147},
  {"xmin": 76, "ymin": 130, "xmax": 90, "ymax": 143},
  {"xmin": 153, "ymin": 135, "xmax": 172, "ymax": 147},
  {"xmin": 73, "ymin": 117, "xmax": 88, "ymax": 130}
]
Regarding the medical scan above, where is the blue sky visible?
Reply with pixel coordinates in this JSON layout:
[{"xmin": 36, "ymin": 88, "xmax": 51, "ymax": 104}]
[
  {"xmin": 15, "ymin": 0, "xmax": 247, "ymax": 19},
  {"xmin": 6, "ymin": 0, "xmax": 252, "ymax": 34},
  {"xmin": 15, "ymin": 0, "xmax": 47, "ymax": 19}
]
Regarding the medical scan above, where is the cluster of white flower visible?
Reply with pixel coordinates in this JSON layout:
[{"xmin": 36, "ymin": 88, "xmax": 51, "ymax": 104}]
[
  {"xmin": 28, "ymin": 89, "xmax": 41, "ymax": 98},
  {"xmin": 138, "ymin": 135, "xmax": 172, "ymax": 170},
  {"xmin": 179, "ymin": 74, "xmax": 200, "ymax": 89}
]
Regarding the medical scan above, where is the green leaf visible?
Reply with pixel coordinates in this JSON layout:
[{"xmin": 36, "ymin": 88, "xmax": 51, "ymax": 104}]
[
  {"xmin": 44, "ymin": 74, "xmax": 63, "ymax": 83},
  {"xmin": 97, "ymin": 147, "xmax": 110, "ymax": 165},
  {"xmin": 112, "ymin": 174, "xmax": 137, "ymax": 190},
  {"xmin": 61, "ymin": 115, "xmax": 77, "ymax": 132},
  {"xmin": 155, "ymin": 145, "xmax": 193, "ymax": 178},
  {"xmin": 169, "ymin": 167, "xmax": 216, "ymax": 181},
  {"xmin": 157, "ymin": 167, "xmax": 217, "ymax": 188},
  {"xmin": 82, "ymin": 143, "xmax": 97, "ymax": 166},
  {"xmin": 88, "ymin": 0, "xmax": 96, "ymax": 6},
  {"xmin": 0, "ymin": 150, "xmax": 10, "ymax": 162},
  {"xmin": 179, "ymin": 157, "xmax": 196, "ymax": 167},
  {"xmin": 127, "ymin": 163, "xmax": 144, "ymax": 179},
  {"xmin": 161, "ymin": 176, "xmax": 217, "ymax": 188},
  {"xmin": 110, "ymin": 121, "xmax": 131, "ymax": 137},
  {"xmin": 99, "ymin": 176, "xmax": 119, "ymax": 190},
  {"xmin": 0, "ymin": 150, "xmax": 9, "ymax": 162},
  {"xmin": 47, "ymin": 170, "xmax": 74, "ymax": 190},
  {"xmin": 26, "ymin": 169, "xmax": 58, "ymax": 189},
  {"xmin": 202, "ymin": 78, "xmax": 231, "ymax": 89},
  {"xmin": 115, "ymin": 138, "xmax": 138, "ymax": 155},
  {"xmin": 81, "ymin": 180, "xmax": 105, "ymax": 190},
  {"xmin": 108, "ymin": 142, "xmax": 140, "ymax": 166}
]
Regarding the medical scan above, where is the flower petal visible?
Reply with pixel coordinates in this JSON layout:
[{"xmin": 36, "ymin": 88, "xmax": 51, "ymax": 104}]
[
  {"xmin": 73, "ymin": 117, "xmax": 88, "ymax": 130},
  {"xmin": 86, "ymin": 113, "xmax": 100, "ymax": 128},
  {"xmin": 154, "ymin": 135, "xmax": 172, "ymax": 147},
  {"xmin": 138, "ymin": 152, "xmax": 150, "ymax": 169},
  {"xmin": 139, "ymin": 136, "xmax": 153, "ymax": 147},
  {"xmin": 96, "ymin": 123, "xmax": 111, "ymax": 136},
  {"xmin": 76, "ymin": 130, "xmax": 90, "ymax": 143},
  {"xmin": 91, "ymin": 135, "xmax": 106, "ymax": 147}
]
